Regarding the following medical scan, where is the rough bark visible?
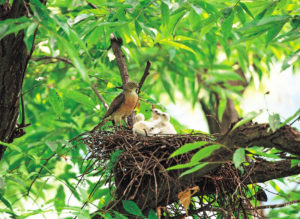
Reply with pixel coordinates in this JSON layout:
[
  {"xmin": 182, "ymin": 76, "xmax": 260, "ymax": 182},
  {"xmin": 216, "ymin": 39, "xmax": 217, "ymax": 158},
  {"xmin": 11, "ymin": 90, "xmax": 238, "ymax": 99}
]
[{"xmin": 0, "ymin": 0, "xmax": 32, "ymax": 159}]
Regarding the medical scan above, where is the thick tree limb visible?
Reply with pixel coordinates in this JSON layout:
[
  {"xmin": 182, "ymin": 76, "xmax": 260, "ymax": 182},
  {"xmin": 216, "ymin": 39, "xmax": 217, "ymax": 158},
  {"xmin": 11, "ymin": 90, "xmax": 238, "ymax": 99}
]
[
  {"xmin": 243, "ymin": 159, "xmax": 300, "ymax": 184},
  {"xmin": 131, "ymin": 123, "xmax": 300, "ymax": 212},
  {"xmin": 110, "ymin": 35, "xmax": 129, "ymax": 85},
  {"xmin": 0, "ymin": 0, "xmax": 39, "ymax": 159},
  {"xmin": 218, "ymin": 122, "xmax": 300, "ymax": 157}
]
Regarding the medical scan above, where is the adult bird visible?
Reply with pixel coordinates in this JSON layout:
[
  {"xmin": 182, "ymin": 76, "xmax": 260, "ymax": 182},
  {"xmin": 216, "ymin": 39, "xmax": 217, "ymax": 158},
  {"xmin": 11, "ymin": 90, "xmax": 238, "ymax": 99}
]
[{"xmin": 92, "ymin": 81, "xmax": 139, "ymax": 131}]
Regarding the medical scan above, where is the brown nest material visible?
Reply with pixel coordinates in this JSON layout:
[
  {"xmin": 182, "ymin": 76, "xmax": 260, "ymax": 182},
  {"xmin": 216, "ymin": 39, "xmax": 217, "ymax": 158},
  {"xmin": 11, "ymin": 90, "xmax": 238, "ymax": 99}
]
[{"xmin": 83, "ymin": 129, "xmax": 264, "ymax": 218}]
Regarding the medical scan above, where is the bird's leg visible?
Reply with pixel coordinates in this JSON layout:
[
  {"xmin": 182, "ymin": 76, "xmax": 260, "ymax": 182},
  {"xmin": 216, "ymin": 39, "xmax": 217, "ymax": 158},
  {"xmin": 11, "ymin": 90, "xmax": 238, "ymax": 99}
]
[{"xmin": 124, "ymin": 119, "xmax": 132, "ymax": 129}]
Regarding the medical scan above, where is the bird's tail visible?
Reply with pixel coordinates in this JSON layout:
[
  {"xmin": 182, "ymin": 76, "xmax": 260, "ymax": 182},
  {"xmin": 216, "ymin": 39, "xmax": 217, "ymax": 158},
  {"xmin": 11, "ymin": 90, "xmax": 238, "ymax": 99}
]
[{"xmin": 91, "ymin": 117, "xmax": 109, "ymax": 133}]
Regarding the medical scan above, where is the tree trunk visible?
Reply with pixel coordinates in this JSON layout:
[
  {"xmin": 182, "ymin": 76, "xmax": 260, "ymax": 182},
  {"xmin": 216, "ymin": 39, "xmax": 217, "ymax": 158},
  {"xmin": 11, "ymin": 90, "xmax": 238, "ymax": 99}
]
[{"xmin": 0, "ymin": 0, "xmax": 34, "ymax": 159}]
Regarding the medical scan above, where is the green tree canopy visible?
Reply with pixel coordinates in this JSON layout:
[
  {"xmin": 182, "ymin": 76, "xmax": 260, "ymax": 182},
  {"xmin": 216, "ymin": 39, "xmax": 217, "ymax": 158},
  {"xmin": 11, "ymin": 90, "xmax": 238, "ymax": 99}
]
[{"xmin": 0, "ymin": 0, "xmax": 299, "ymax": 218}]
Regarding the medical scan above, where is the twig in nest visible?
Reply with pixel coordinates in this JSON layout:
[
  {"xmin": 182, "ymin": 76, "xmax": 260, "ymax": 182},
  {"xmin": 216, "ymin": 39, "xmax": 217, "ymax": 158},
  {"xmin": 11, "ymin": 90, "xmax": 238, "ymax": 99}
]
[{"xmin": 138, "ymin": 60, "xmax": 151, "ymax": 94}]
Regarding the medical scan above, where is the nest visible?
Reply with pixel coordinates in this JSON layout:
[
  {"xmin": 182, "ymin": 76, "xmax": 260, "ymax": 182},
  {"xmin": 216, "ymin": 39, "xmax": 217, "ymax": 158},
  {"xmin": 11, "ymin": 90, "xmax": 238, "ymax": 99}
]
[{"xmin": 82, "ymin": 129, "xmax": 264, "ymax": 218}]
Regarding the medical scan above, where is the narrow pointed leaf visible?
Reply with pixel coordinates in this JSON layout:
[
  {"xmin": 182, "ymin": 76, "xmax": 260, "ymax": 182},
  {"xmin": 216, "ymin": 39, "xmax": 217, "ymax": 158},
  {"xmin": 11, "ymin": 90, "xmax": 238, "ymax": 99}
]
[
  {"xmin": 190, "ymin": 144, "xmax": 221, "ymax": 163},
  {"xmin": 170, "ymin": 141, "xmax": 209, "ymax": 158}
]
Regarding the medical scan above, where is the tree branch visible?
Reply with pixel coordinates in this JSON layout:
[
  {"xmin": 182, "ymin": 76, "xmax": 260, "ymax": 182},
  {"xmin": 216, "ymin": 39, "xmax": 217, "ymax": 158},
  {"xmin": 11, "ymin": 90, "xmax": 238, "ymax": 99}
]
[
  {"xmin": 91, "ymin": 83, "xmax": 109, "ymax": 110},
  {"xmin": 219, "ymin": 122, "xmax": 300, "ymax": 157},
  {"xmin": 138, "ymin": 60, "xmax": 151, "ymax": 94},
  {"xmin": 245, "ymin": 199, "xmax": 300, "ymax": 210},
  {"xmin": 243, "ymin": 159, "xmax": 300, "ymax": 184},
  {"xmin": 32, "ymin": 56, "xmax": 73, "ymax": 65},
  {"xmin": 110, "ymin": 35, "xmax": 129, "ymax": 85}
]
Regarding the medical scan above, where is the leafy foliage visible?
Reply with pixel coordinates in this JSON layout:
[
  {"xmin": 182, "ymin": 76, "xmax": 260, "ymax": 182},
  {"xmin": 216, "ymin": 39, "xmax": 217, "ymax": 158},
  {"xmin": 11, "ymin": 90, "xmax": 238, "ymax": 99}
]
[{"xmin": 0, "ymin": 0, "xmax": 299, "ymax": 218}]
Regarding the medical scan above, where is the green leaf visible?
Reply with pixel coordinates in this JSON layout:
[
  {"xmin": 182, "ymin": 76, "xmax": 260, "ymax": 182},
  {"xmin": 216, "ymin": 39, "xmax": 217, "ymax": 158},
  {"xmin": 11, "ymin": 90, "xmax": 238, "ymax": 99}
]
[
  {"xmin": 0, "ymin": 194, "xmax": 14, "ymax": 212},
  {"xmin": 221, "ymin": 9, "xmax": 234, "ymax": 39},
  {"xmin": 161, "ymin": 10, "xmax": 185, "ymax": 36},
  {"xmin": 232, "ymin": 110, "xmax": 263, "ymax": 131},
  {"xmin": 238, "ymin": 15, "xmax": 290, "ymax": 37},
  {"xmin": 161, "ymin": 2, "xmax": 169, "ymax": 26},
  {"xmin": 0, "ymin": 17, "xmax": 32, "ymax": 41},
  {"xmin": 166, "ymin": 162, "xmax": 199, "ymax": 171},
  {"xmin": 122, "ymin": 200, "xmax": 144, "ymax": 217},
  {"xmin": 45, "ymin": 141, "xmax": 58, "ymax": 152},
  {"xmin": 265, "ymin": 22, "xmax": 285, "ymax": 46},
  {"xmin": 54, "ymin": 185, "xmax": 66, "ymax": 214},
  {"xmin": 180, "ymin": 163, "xmax": 207, "ymax": 177},
  {"xmin": 78, "ymin": 187, "xmax": 89, "ymax": 202},
  {"xmin": 24, "ymin": 23, "xmax": 38, "ymax": 52},
  {"xmin": 239, "ymin": 2, "xmax": 254, "ymax": 18},
  {"xmin": 170, "ymin": 141, "xmax": 209, "ymax": 158},
  {"xmin": 160, "ymin": 74, "xmax": 175, "ymax": 103},
  {"xmin": 62, "ymin": 89, "xmax": 96, "ymax": 108},
  {"xmin": 48, "ymin": 88, "xmax": 64, "ymax": 117},
  {"xmin": 268, "ymin": 113, "xmax": 281, "ymax": 132},
  {"xmin": 233, "ymin": 148, "xmax": 245, "ymax": 169},
  {"xmin": 235, "ymin": 5, "xmax": 246, "ymax": 24},
  {"xmin": 199, "ymin": 15, "xmax": 218, "ymax": 37},
  {"xmin": 147, "ymin": 209, "xmax": 158, "ymax": 219},
  {"xmin": 281, "ymin": 49, "xmax": 300, "ymax": 71},
  {"xmin": 135, "ymin": 21, "xmax": 142, "ymax": 36},
  {"xmin": 159, "ymin": 39, "xmax": 196, "ymax": 54},
  {"xmin": 247, "ymin": 146, "xmax": 281, "ymax": 159},
  {"xmin": 279, "ymin": 108, "xmax": 300, "ymax": 128},
  {"xmin": 218, "ymin": 97, "xmax": 227, "ymax": 122},
  {"xmin": 291, "ymin": 159, "xmax": 300, "ymax": 168},
  {"xmin": 210, "ymin": 71, "xmax": 244, "ymax": 82},
  {"xmin": 190, "ymin": 144, "xmax": 221, "ymax": 163}
]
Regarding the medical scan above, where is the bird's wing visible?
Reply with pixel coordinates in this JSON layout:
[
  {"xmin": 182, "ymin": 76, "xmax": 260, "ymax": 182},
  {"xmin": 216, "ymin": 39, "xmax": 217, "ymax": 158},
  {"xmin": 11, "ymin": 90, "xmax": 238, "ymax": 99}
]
[{"xmin": 103, "ymin": 92, "xmax": 126, "ymax": 118}]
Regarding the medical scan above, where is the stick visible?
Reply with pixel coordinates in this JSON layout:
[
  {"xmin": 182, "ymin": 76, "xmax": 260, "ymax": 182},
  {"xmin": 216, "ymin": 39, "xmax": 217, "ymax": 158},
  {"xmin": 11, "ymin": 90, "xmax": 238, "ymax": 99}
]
[
  {"xmin": 32, "ymin": 56, "xmax": 73, "ymax": 65},
  {"xmin": 91, "ymin": 83, "xmax": 109, "ymax": 110},
  {"xmin": 138, "ymin": 60, "xmax": 151, "ymax": 94},
  {"xmin": 245, "ymin": 199, "xmax": 300, "ymax": 210}
]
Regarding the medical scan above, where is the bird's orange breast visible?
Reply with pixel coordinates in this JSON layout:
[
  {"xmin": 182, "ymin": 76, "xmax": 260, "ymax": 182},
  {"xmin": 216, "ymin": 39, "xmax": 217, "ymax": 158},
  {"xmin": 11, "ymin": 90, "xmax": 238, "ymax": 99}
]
[{"xmin": 115, "ymin": 92, "xmax": 138, "ymax": 117}]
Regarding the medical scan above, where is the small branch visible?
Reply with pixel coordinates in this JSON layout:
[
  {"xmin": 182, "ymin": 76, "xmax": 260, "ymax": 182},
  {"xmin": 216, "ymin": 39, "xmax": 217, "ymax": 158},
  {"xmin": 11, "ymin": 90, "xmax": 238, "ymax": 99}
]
[
  {"xmin": 27, "ymin": 152, "xmax": 56, "ymax": 195},
  {"xmin": 32, "ymin": 56, "xmax": 73, "ymax": 65},
  {"xmin": 27, "ymin": 134, "xmax": 84, "ymax": 195},
  {"xmin": 245, "ymin": 199, "xmax": 300, "ymax": 210},
  {"xmin": 88, "ymin": 3, "xmax": 97, "ymax": 9},
  {"xmin": 138, "ymin": 60, "xmax": 151, "ymax": 94},
  {"xmin": 91, "ymin": 83, "xmax": 109, "ymax": 110},
  {"xmin": 110, "ymin": 35, "xmax": 129, "ymax": 84}
]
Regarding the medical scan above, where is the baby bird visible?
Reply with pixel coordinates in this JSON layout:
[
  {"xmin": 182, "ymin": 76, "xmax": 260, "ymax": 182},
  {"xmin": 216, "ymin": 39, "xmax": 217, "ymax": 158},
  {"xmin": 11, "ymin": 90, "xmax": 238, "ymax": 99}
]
[
  {"xmin": 135, "ymin": 113, "xmax": 145, "ymax": 123},
  {"xmin": 149, "ymin": 108, "xmax": 163, "ymax": 123},
  {"xmin": 156, "ymin": 112, "xmax": 177, "ymax": 135},
  {"xmin": 132, "ymin": 113, "xmax": 151, "ymax": 136}
]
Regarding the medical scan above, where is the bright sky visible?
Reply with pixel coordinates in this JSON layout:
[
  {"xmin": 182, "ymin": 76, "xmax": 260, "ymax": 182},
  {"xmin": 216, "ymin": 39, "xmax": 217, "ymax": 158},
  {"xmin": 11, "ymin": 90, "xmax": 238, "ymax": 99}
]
[{"xmin": 166, "ymin": 64, "xmax": 300, "ymax": 131}]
